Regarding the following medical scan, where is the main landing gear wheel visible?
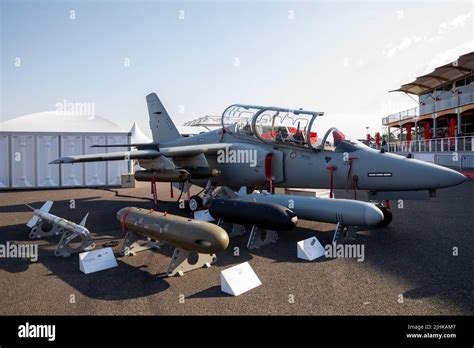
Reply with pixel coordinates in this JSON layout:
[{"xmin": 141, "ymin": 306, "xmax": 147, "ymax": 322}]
[
  {"xmin": 377, "ymin": 207, "xmax": 393, "ymax": 227},
  {"xmin": 189, "ymin": 196, "xmax": 203, "ymax": 212}
]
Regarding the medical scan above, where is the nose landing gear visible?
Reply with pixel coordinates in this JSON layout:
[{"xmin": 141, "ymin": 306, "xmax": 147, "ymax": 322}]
[
  {"xmin": 375, "ymin": 202, "xmax": 393, "ymax": 227},
  {"xmin": 377, "ymin": 207, "xmax": 393, "ymax": 226}
]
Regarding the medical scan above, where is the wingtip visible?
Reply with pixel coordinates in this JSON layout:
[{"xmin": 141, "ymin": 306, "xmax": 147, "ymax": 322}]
[{"xmin": 49, "ymin": 157, "xmax": 73, "ymax": 164}]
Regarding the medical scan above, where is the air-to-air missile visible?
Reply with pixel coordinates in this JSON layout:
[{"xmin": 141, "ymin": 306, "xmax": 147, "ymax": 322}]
[
  {"xmin": 208, "ymin": 198, "xmax": 298, "ymax": 231},
  {"xmin": 240, "ymin": 193, "xmax": 384, "ymax": 226},
  {"xmin": 25, "ymin": 201, "xmax": 95, "ymax": 257},
  {"xmin": 116, "ymin": 207, "xmax": 229, "ymax": 276}
]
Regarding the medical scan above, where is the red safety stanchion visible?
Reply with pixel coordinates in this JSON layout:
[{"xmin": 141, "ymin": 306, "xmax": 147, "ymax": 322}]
[
  {"xmin": 327, "ymin": 165, "xmax": 337, "ymax": 198},
  {"xmin": 265, "ymin": 154, "xmax": 273, "ymax": 193},
  {"xmin": 345, "ymin": 157, "xmax": 358, "ymax": 191},
  {"xmin": 120, "ymin": 207, "xmax": 132, "ymax": 238},
  {"xmin": 219, "ymin": 127, "xmax": 226, "ymax": 142},
  {"xmin": 151, "ymin": 176, "xmax": 158, "ymax": 207},
  {"xmin": 353, "ymin": 175, "xmax": 359, "ymax": 200}
]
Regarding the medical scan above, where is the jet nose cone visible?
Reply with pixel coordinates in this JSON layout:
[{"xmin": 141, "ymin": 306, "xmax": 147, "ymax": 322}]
[
  {"xmin": 446, "ymin": 170, "xmax": 467, "ymax": 187},
  {"xmin": 365, "ymin": 204, "xmax": 384, "ymax": 225},
  {"xmin": 430, "ymin": 166, "xmax": 467, "ymax": 188}
]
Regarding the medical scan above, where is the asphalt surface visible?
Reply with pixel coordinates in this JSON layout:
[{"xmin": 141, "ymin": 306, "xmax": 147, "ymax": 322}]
[{"xmin": 0, "ymin": 181, "xmax": 473, "ymax": 315}]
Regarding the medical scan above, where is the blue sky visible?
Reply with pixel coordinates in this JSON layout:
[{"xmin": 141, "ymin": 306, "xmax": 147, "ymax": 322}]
[{"xmin": 1, "ymin": 0, "xmax": 473, "ymax": 137}]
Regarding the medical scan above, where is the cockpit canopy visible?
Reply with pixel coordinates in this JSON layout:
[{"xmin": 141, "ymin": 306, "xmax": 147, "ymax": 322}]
[
  {"xmin": 221, "ymin": 104, "xmax": 367, "ymax": 153},
  {"xmin": 222, "ymin": 104, "xmax": 323, "ymax": 148}
]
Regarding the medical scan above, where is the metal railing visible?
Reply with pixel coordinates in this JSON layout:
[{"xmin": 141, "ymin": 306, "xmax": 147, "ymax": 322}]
[
  {"xmin": 382, "ymin": 106, "xmax": 419, "ymax": 125},
  {"xmin": 433, "ymin": 154, "xmax": 474, "ymax": 171},
  {"xmin": 387, "ymin": 136, "xmax": 474, "ymax": 153},
  {"xmin": 382, "ymin": 91, "xmax": 474, "ymax": 126}
]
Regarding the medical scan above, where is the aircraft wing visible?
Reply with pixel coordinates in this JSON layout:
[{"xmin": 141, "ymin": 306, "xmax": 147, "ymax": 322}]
[
  {"xmin": 50, "ymin": 149, "xmax": 160, "ymax": 164},
  {"xmin": 50, "ymin": 144, "xmax": 231, "ymax": 164},
  {"xmin": 159, "ymin": 143, "xmax": 231, "ymax": 157}
]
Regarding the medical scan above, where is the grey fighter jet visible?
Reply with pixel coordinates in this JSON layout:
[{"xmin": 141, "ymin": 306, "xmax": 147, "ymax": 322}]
[{"xmin": 51, "ymin": 93, "xmax": 466, "ymax": 226}]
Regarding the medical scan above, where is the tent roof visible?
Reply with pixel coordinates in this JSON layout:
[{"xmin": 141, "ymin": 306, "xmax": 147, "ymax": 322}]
[
  {"xmin": 129, "ymin": 122, "xmax": 152, "ymax": 143},
  {"xmin": 391, "ymin": 51, "xmax": 474, "ymax": 95},
  {"xmin": 0, "ymin": 111, "xmax": 125, "ymax": 133}
]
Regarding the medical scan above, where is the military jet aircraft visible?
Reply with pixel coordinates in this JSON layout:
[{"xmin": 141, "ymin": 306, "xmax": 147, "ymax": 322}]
[{"xmin": 51, "ymin": 93, "xmax": 466, "ymax": 226}]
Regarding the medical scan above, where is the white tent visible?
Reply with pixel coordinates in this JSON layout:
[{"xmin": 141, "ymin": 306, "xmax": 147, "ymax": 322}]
[
  {"xmin": 130, "ymin": 122, "xmax": 152, "ymax": 143},
  {"xmin": 0, "ymin": 111, "xmax": 125, "ymax": 133},
  {"xmin": 0, "ymin": 111, "xmax": 130, "ymax": 189}
]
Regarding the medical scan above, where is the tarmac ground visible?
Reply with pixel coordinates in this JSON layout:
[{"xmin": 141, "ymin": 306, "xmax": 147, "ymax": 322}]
[{"xmin": 0, "ymin": 181, "xmax": 473, "ymax": 315}]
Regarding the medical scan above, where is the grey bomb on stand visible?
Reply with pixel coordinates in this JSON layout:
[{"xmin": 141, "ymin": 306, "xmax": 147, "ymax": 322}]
[
  {"xmin": 208, "ymin": 198, "xmax": 298, "ymax": 231},
  {"xmin": 116, "ymin": 207, "xmax": 229, "ymax": 254}
]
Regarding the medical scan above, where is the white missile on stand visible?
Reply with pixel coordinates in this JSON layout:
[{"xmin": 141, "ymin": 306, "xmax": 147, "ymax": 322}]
[{"xmin": 26, "ymin": 201, "xmax": 95, "ymax": 257}]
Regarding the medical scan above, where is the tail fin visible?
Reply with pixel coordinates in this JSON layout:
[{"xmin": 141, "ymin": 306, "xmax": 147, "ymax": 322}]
[{"xmin": 146, "ymin": 93, "xmax": 182, "ymax": 143}]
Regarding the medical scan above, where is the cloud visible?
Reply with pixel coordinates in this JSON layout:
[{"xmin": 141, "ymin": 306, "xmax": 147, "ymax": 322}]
[
  {"xmin": 397, "ymin": 10, "xmax": 404, "ymax": 21},
  {"xmin": 382, "ymin": 12, "xmax": 472, "ymax": 58},
  {"xmin": 419, "ymin": 41, "xmax": 474, "ymax": 75},
  {"xmin": 382, "ymin": 35, "xmax": 425, "ymax": 58},
  {"xmin": 342, "ymin": 57, "xmax": 350, "ymax": 67},
  {"xmin": 341, "ymin": 56, "xmax": 366, "ymax": 68},
  {"xmin": 438, "ymin": 12, "xmax": 472, "ymax": 35}
]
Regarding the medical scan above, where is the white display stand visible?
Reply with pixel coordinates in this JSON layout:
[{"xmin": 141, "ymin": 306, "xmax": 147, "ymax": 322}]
[
  {"xmin": 221, "ymin": 262, "xmax": 261, "ymax": 296},
  {"xmin": 193, "ymin": 209, "xmax": 215, "ymax": 222},
  {"xmin": 79, "ymin": 247, "xmax": 118, "ymax": 274},
  {"xmin": 297, "ymin": 237, "xmax": 326, "ymax": 261}
]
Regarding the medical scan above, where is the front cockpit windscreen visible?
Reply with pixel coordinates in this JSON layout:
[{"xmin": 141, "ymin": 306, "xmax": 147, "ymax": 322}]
[
  {"xmin": 222, "ymin": 105, "xmax": 259, "ymax": 136},
  {"xmin": 319, "ymin": 127, "xmax": 368, "ymax": 153}
]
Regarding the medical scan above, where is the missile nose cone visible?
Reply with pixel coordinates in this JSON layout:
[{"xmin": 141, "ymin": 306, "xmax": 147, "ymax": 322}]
[
  {"xmin": 365, "ymin": 204, "xmax": 384, "ymax": 225},
  {"xmin": 287, "ymin": 210, "xmax": 298, "ymax": 227}
]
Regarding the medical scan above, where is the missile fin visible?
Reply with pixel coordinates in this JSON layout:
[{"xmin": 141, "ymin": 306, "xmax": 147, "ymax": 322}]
[
  {"xmin": 237, "ymin": 186, "xmax": 247, "ymax": 196},
  {"xmin": 26, "ymin": 201, "xmax": 53, "ymax": 228},
  {"xmin": 40, "ymin": 200, "xmax": 54, "ymax": 213},
  {"xmin": 26, "ymin": 215, "xmax": 39, "ymax": 228},
  {"xmin": 79, "ymin": 212, "xmax": 89, "ymax": 227}
]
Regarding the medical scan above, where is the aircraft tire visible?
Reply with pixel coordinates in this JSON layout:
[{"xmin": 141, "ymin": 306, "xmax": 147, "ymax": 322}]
[
  {"xmin": 189, "ymin": 196, "xmax": 203, "ymax": 212},
  {"xmin": 377, "ymin": 207, "xmax": 393, "ymax": 227}
]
